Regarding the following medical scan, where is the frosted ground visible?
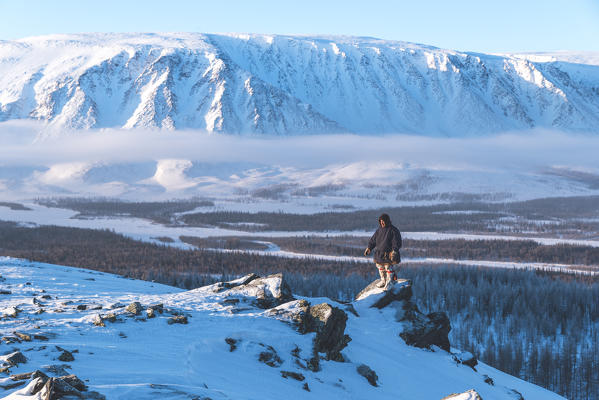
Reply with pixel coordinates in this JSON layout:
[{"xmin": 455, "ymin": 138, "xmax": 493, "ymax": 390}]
[{"xmin": 0, "ymin": 258, "xmax": 565, "ymax": 400}]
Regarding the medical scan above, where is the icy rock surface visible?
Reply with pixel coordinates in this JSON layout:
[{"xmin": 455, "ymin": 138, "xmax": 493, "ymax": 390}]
[
  {"xmin": 214, "ymin": 273, "xmax": 295, "ymax": 309},
  {"xmin": 442, "ymin": 389, "xmax": 483, "ymax": 400},
  {"xmin": 355, "ymin": 278, "xmax": 413, "ymax": 308},
  {"xmin": 355, "ymin": 278, "xmax": 451, "ymax": 352}
]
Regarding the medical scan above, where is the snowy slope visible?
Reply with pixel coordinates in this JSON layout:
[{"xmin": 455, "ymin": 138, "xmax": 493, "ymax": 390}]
[
  {"xmin": 0, "ymin": 257, "xmax": 564, "ymax": 400},
  {"xmin": 0, "ymin": 33, "xmax": 598, "ymax": 135}
]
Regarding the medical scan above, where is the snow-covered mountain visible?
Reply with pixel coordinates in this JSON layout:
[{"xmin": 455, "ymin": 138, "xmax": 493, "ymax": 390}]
[
  {"xmin": 1, "ymin": 33, "xmax": 598, "ymax": 135},
  {"xmin": 0, "ymin": 257, "xmax": 564, "ymax": 399}
]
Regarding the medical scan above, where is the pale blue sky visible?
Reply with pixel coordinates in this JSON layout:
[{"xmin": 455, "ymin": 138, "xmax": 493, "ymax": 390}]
[{"xmin": 1, "ymin": 0, "xmax": 598, "ymax": 53}]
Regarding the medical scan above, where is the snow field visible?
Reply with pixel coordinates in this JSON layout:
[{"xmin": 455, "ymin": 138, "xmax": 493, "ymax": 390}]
[{"xmin": 0, "ymin": 258, "xmax": 565, "ymax": 399}]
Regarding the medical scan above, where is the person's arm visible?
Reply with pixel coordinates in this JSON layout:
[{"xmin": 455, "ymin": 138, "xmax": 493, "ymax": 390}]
[
  {"xmin": 367, "ymin": 231, "xmax": 377, "ymax": 251},
  {"xmin": 365, "ymin": 230, "xmax": 377, "ymax": 255},
  {"xmin": 393, "ymin": 228, "xmax": 402, "ymax": 250},
  {"xmin": 390, "ymin": 228, "xmax": 402, "ymax": 262}
]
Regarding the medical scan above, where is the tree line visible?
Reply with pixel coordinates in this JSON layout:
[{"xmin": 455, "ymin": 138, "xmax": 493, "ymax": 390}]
[
  {"xmin": 37, "ymin": 195, "xmax": 599, "ymax": 236},
  {"xmin": 187, "ymin": 235, "xmax": 599, "ymax": 266}
]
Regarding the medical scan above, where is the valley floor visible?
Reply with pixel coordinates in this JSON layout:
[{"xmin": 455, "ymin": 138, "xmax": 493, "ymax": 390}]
[{"xmin": 1, "ymin": 203, "xmax": 597, "ymax": 276}]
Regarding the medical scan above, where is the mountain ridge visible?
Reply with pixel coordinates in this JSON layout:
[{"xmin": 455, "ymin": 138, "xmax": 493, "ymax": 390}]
[{"xmin": 1, "ymin": 33, "xmax": 598, "ymax": 135}]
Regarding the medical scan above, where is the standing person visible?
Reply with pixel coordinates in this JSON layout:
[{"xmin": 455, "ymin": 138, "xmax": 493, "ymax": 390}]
[{"xmin": 364, "ymin": 213, "xmax": 402, "ymax": 290}]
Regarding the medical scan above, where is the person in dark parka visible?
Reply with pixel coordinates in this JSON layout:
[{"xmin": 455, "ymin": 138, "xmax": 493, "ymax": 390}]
[{"xmin": 364, "ymin": 213, "xmax": 402, "ymax": 289}]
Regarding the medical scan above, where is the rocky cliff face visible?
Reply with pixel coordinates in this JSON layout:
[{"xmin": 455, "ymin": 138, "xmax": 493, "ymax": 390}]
[{"xmin": 1, "ymin": 33, "xmax": 598, "ymax": 135}]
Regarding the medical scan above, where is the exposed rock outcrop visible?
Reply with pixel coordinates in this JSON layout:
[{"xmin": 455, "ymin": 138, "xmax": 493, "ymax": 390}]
[
  {"xmin": 281, "ymin": 370, "xmax": 305, "ymax": 381},
  {"xmin": 209, "ymin": 273, "xmax": 295, "ymax": 309},
  {"xmin": 6, "ymin": 370, "xmax": 106, "ymax": 399},
  {"xmin": 400, "ymin": 311, "xmax": 451, "ymax": 352},
  {"xmin": 2, "ymin": 351, "xmax": 28, "ymax": 367},
  {"xmin": 268, "ymin": 298, "xmax": 351, "ymax": 369},
  {"xmin": 258, "ymin": 344, "xmax": 283, "ymax": 367},
  {"xmin": 225, "ymin": 338, "xmax": 238, "ymax": 352},
  {"xmin": 125, "ymin": 302, "xmax": 143, "ymax": 315},
  {"xmin": 58, "ymin": 349, "xmax": 75, "ymax": 362},
  {"xmin": 306, "ymin": 303, "xmax": 351, "ymax": 362},
  {"xmin": 167, "ymin": 315, "xmax": 188, "ymax": 325},
  {"xmin": 93, "ymin": 314, "xmax": 106, "ymax": 327},
  {"xmin": 355, "ymin": 279, "xmax": 452, "ymax": 352},
  {"xmin": 355, "ymin": 279, "xmax": 412, "ymax": 309}
]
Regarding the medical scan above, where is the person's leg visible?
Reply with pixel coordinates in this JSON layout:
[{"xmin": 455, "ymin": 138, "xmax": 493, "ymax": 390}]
[
  {"xmin": 376, "ymin": 264, "xmax": 386, "ymax": 288},
  {"xmin": 383, "ymin": 264, "xmax": 395, "ymax": 290}
]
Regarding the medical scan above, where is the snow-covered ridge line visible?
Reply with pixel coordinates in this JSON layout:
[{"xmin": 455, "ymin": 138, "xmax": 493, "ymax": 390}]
[
  {"xmin": 0, "ymin": 258, "xmax": 564, "ymax": 399},
  {"xmin": 1, "ymin": 33, "xmax": 598, "ymax": 135}
]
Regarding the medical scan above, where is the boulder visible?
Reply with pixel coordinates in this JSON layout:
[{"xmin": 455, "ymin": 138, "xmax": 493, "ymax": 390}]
[
  {"xmin": 148, "ymin": 303, "xmax": 164, "ymax": 313},
  {"xmin": 268, "ymin": 299, "xmax": 311, "ymax": 333},
  {"xmin": 453, "ymin": 350, "xmax": 478, "ymax": 369},
  {"xmin": 281, "ymin": 371, "xmax": 305, "ymax": 381},
  {"xmin": 355, "ymin": 278, "xmax": 451, "ymax": 352},
  {"xmin": 355, "ymin": 279, "xmax": 413, "ymax": 309},
  {"xmin": 125, "ymin": 302, "xmax": 143, "ymax": 315},
  {"xmin": 399, "ymin": 311, "xmax": 451, "ymax": 352},
  {"xmin": 226, "ymin": 273, "xmax": 295, "ymax": 309},
  {"xmin": 225, "ymin": 338, "xmax": 238, "ymax": 352},
  {"xmin": 3, "ymin": 351, "xmax": 27, "ymax": 367},
  {"xmin": 167, "ymin": 315, "xmax": 188, "ymax": 325},
  {"xmin": 146, "ymin": 308, "xmax": 156, "ymax": 318},
  {"xmin": 441, "ymin": 389, "xmax": 483, "ymax": 400},
  {"xmin": 104, "ymin": 313, "xmax": 117, "ymax": 323},
  {"xmin": 7, "ymin": 371, "xmax": 106, "ymax": 400},
  {"xmin": 58, "ymin": 350, "xmax": 75, "ymax": 362},
  {"xmin": 269, "ymin": 299, "xmax": 351, "ymax": 366},
  {"xmin": 93, "ymin": 314, "xmax": 105, "ymax": 327},
  {"xmin": 2, "ymin": 336, "xmax": 20, "ymax": 344},
  {"xmin": 60, "ymin": 374, "xmax": 87, "ymax": 391},
  {"xmin": 258, "ymin": 345, "xmax": 283, "ymax": 367},
  {"xmin": 13, "ymin": 331, "xmax": 32, "ymax": 342},
  {"xmin": 306, "ymin": 303, "xmax": 351, "ymax": 362},
  {"xmin": 356, "ymin": 364, "xmax": 379, "ymax": 387}
]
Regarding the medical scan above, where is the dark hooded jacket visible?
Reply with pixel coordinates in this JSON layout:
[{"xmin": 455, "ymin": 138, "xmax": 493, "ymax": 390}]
[{"xmin": 367, "ymin": 224, "xmax": 402, "ymax": 264}]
